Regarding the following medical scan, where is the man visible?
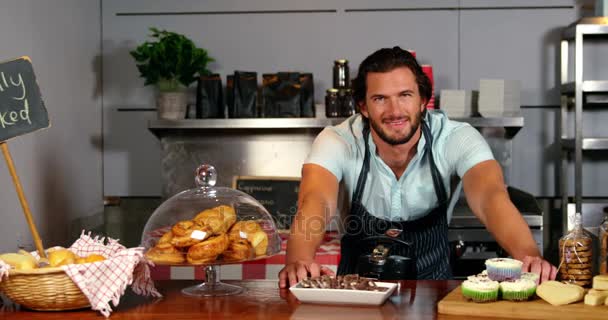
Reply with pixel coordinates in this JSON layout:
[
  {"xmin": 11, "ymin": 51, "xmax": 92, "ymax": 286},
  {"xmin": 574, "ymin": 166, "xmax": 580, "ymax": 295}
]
[{"xmin": 278, "ymin": 46, "xmax": 557, "ymax": 288}]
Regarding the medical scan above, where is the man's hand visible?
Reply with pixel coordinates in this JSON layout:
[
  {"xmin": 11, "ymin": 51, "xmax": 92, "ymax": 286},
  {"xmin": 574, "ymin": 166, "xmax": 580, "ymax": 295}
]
[
  {"xmin": 278, "ymin": 261, "xmax": 335, "ymax": 288},
  {"xmin": 521, "ymin": 255, "xmax": 557, "ymax": 284}
]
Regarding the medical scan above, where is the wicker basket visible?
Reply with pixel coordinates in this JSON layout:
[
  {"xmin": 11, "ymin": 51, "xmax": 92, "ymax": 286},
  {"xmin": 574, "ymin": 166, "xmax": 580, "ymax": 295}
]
[{"xmin": 0, "ymin": 267, "xmax": 89, "ymax": 311}]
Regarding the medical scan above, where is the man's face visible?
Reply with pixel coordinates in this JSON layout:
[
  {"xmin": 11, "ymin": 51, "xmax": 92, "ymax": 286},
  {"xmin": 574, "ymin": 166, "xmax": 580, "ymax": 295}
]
[{"xmin": 360, "ymin": 67, "xmax": 426, "ymax": 146}]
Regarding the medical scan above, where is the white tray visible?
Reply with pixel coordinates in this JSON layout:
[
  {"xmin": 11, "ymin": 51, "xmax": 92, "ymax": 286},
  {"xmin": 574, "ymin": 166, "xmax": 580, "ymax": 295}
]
[{"xmin": 289, "ymin": 281, "xmax": 398, "ymax": 306}]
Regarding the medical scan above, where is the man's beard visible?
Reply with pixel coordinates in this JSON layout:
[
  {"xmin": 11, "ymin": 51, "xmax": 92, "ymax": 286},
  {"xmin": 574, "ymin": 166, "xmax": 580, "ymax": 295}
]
[{"xmin": 368, "ymin": 111, "xmax": 422, "ymax": 146}]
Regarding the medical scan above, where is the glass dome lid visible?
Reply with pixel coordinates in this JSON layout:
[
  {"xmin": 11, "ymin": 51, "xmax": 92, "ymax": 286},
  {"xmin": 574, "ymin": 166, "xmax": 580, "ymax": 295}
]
[{"xmin": 141, "ymin": 164, "xmax": 281, "ymax": 266}]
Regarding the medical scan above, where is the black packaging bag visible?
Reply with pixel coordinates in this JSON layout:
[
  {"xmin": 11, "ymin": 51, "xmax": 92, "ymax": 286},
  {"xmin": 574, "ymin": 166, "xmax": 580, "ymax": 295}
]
[
  {"xmin": 226, "ymin": 75, "xmax": 234, "ymax": 115},
  {"xmin": 299, "ymin": 73, "xmax": 315, "ymax": 117},
  {"xmin": 262, "ymin": 72, "xmax": 301, "ymax": 118},
  {"xmin": 195, "ymin": 74, "xmax": 224, "ymax": 118},
  {"xmin": 230, "ymin": 71, "xmax": 258, "ymax": 118}
]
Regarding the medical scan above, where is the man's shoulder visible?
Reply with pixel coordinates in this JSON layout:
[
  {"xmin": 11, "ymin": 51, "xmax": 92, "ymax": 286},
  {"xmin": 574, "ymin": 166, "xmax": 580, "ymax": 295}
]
[
  {"xmin": 323, "ymin": 114, "xmax": 363, "ymax": 145},
  {"xmin": 427, "ymin": 110, "xmax": 473, "ymax": 137}
]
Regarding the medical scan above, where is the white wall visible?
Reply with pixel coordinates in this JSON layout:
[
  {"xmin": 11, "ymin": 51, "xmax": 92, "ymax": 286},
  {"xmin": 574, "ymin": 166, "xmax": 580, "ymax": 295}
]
[{"xmin": 0, "ymin": 0, "xmax": 102, "ymax": 251}]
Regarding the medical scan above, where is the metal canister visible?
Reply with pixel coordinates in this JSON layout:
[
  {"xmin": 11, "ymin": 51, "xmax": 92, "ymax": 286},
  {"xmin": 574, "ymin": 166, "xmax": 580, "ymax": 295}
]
[
  {"xmin": 333, "ymin": 59, "xmax": 350, "ymax": 89},
  {"xmin": 339, "ymin": 88, "xmax": 356, "ymax": 117},
  {"xmin": 325, "ymin": 88, "xmax": 340, "ymax": 118}
]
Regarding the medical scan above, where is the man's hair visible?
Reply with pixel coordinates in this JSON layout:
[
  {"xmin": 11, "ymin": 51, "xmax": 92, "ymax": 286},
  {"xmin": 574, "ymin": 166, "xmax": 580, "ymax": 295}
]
[{"xmin": 352, "ymin": 46, "xmax": 432, "ymax": 107}]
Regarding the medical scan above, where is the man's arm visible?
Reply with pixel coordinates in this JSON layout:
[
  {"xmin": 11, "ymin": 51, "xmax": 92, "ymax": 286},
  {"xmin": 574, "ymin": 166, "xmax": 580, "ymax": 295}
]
[
  {"xmin": 278, "ymin": 163, "xmax": 339, "ymax": 288},
  {"xmin": 462, "ymin": 159, "xmax": 557, "ymax": 282}
]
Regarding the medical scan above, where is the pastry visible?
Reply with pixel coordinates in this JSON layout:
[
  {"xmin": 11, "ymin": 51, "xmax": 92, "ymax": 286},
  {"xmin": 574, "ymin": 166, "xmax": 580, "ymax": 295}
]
[
  {"xmin": 593, "ymin": 275, "xmax": 608, "ymax": 290},
  {"xmin": 249, "ymin": 230, "xmax": 269, "ymax": 256},
  {"xmin": 222, "ymin": 239, "xmax": 254, "ymax": 262},
  {"xmin": 228, "ymin": 221, "xmax": 262, "ymax": 241},
  {"xmin": 171, "ymin": 220, "xmax": 195, "ymax": 237},
  {"xmin": 187, "ymin": 234, "xmax": 229, "ymax": 264},
  {"xmin": 171, "ymin": 223, "xmax": 212, "ymax": 248},
  {"xmin": 194, "ymin": 205, "xmax": 237, "ymax": 235},
  {"xmin": 194, "ymin": 210, "xmax": 227, "ymax": 235},
  {"xmin": 158, "ymin": 231, "xmax": 173, "ymax": 244},
  {"xmin": 145, "ymin": 242, "xmax": 185, "ymax": 264},
  {"xmin": 536, "ymin": 281, "xmax": 584, "ymax": 306}
]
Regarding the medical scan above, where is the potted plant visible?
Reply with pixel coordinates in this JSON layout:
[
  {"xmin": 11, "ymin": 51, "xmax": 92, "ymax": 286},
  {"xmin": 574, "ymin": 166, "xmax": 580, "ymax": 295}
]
[{"xmin": 130, "ymin": 27, "xmax": 214, "ymax": 120}]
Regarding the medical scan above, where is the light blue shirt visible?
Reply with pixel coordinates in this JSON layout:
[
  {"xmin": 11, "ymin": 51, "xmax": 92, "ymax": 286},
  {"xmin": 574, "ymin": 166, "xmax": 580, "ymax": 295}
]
[{"xmin": 305, "ymin": 110, "xmax": 494, "ymax": 221}]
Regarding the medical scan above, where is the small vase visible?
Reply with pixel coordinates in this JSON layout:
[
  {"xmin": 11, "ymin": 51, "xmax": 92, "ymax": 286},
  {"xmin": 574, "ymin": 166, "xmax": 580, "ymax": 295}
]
[{"xmin": 157, "ymin": 91, "xmax": 188, "ymax": 120}]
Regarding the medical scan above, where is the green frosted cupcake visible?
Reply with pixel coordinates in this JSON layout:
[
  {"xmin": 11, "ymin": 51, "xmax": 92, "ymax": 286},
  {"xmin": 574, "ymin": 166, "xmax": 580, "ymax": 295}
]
[
  {"xmin": 520, "ymin": 272, "xmax": 540, "ymax": 284},
  {"xmin": 499, "ymin": 278, "xmax": 537, "ymax": 301},
  {"xmin": 461, "ymin": 277, "xmax": 500, "ymax": 303}
]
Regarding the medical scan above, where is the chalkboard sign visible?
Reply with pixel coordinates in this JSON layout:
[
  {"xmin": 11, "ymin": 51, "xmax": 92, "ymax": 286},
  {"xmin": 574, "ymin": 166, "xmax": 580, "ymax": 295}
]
[
  {"xmin": 0, "ymin": 57, "xmax": 50, "ymax": 142},
  {"xmin": 233, "ymin": 176, "xmax": 300, "ymax": 230}
]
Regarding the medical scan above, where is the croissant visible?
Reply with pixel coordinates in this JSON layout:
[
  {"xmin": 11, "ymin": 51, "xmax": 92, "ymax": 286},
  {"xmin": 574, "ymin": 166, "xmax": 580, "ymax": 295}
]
[
  {"xmin": 228, "ymin": 221, "xmax": 268, "ymax": 256},
  {"xmin": 171, "ymin": 223, "xmax": 212, "ymax": 248},
  {"xmin": 223, "ymin": 239, "xmax": 254, "ymax": 262},
  {"xmin": 187, "ymin": 233, "xmax": 229, "ymax": 264},
  {"xmin": 171, "ymin": 220, "xmax": 195, "ymax": 237},
  {"xmin": 145, "ymin": 242, "xmax": 185, "ymax": 264},
  {"xmin": 194, "ymin": 205, "xmax": 237, "ymax": 235},
  {"xmin": 228, "ymin": 221, "xmax": 262, "ymax": 241}
]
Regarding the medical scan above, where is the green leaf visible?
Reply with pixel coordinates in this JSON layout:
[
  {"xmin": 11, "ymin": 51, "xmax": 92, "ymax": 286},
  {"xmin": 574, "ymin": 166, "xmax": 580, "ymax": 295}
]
[{"xmin": 130, "ymin": 27, "xmax": 214, "ymax": 88}]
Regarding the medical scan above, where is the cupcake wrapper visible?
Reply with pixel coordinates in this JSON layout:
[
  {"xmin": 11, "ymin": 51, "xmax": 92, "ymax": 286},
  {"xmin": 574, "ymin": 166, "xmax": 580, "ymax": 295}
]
[
  {"xmin": 500, "ymin": 287, "xmax": 536, "ymax": 301},
  {"xmin": 462, "ymin": 286, "xmax": 499, "ymax": 303},
  {"xmin": 486, "ymin": 266, "xmax": 521, "ymax": 281}
]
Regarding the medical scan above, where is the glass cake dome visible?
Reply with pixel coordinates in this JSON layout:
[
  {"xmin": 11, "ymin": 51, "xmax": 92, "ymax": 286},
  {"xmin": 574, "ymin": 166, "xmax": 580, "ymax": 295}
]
[{"xmin": 141, "ymin": 164, "xmax": 282, "ymax": 296}]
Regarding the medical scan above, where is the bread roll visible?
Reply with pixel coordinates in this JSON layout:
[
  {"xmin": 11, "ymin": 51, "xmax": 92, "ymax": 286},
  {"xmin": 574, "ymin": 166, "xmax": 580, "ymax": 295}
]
[
  {"xmin": 0, "ymin": 253, "xmax": 37, "ymax": 270},
  {"xmin": 48, "ymin": 249, "xmax": 77, "ymax": 267}
]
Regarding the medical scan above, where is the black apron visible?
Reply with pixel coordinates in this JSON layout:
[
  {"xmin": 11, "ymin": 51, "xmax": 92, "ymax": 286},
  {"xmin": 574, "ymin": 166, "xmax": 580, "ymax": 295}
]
[{"xmin": 337, "ymin": 120, "xmax": 452, "ymax": 279}]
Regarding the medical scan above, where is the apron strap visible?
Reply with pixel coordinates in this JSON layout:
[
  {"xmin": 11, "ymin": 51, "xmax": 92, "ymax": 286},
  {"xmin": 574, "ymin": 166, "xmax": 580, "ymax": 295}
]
[
  {"xmin": 421, "ymin": 120, "xmax": 448, "ymax": 204},
  {"xmin": 352, "ymin": 121, "xmax": 371, "ymax": 202}
]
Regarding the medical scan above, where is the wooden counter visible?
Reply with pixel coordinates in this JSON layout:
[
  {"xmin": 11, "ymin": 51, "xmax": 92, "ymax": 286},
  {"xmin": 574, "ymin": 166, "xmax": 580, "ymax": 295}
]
[{"xmin": 0, "ymin": 280, "xmax": 508, "ymax": 320}]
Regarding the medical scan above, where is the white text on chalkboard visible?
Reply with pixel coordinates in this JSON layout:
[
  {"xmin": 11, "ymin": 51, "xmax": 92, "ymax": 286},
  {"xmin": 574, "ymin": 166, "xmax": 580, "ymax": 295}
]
[{"xmin": 0, "ymin": 72, "xmax": 31, "ymax": 129}]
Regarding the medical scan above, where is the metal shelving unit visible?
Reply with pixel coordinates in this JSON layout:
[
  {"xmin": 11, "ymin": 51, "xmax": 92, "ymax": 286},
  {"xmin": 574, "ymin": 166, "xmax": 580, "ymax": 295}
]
[
  {"xmin": 148, "ymin": 116, "xmax": 524, "ymax": 137},
  {"xmin": 559, "ymin": 17, "xmax": 608, "ymax": 220}
]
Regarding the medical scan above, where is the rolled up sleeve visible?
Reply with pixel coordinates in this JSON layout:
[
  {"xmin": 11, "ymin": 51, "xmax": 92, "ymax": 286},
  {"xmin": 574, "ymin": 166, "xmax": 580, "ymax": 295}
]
[
  {"xmin": 304, "ymin": 128, "xmax": 349, "ymax": 182},
  {"xmin": 445, "ymin": 125, "xmax": 495, "ymax": 178}
]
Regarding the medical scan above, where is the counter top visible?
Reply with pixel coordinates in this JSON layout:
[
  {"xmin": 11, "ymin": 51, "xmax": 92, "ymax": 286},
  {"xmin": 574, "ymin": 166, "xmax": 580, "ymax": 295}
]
[{"xmin": 0, "ymin": 279, "xmax": 490, "ymax": 320}]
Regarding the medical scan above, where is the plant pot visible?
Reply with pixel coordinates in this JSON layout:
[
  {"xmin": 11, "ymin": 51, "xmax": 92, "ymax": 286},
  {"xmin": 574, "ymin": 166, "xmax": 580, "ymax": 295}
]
[{"xmin": 157, "ymin": 91, "xmax": 188, "ymax": 120}]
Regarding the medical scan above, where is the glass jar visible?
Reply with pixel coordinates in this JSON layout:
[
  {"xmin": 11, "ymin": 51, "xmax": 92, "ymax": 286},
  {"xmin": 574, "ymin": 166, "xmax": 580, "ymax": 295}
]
[
  {"xmin": 339, "ymin": 88, "xmax": 356, "ymax": 117},
  {"xmin": 325, "ymin": 88, "xmax": 340, "ymax": 118},
  {"xmin": 600, "ymin": 212, "xmax": 608, "ymax": 275},
  {"xmin": 333, "ymin": 59, "xmax": 350, "ymax": 89},
  {"xmin": 558, "ymin": 213, "xmax": 593, "ymax": 286}
]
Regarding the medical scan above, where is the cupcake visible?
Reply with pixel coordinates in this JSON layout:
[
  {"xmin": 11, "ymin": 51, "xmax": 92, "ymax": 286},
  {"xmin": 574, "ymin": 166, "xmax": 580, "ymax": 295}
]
[
  {"xmin": 520, "ymin": 272, "xmax": 540, "ymax": 284},
  {"xmin": 499, "ymin": 278, "xmax": 537, "ymax": 301},
  {"xmin": 461, "ymin": 277, "xmax": 500, "ymax": 303},
  {"xmin": 467, "ymin": 270, "xmax": 489, "ymax": 281},
  {"xmin": 485, "ymin": 258, "xmax": 523, "ymax": 281}
]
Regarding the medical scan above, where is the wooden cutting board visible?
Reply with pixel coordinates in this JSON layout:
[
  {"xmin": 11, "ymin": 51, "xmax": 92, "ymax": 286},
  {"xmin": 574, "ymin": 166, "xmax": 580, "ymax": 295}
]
[{"xmin": 438, "ymin": 286, "xmax": 608, "ymax": 319}]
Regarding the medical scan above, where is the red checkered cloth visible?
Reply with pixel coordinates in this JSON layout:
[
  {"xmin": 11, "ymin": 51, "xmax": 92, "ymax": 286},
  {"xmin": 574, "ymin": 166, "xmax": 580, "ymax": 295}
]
[
  {"xmin": 150, "ymin": 231, "xmax": 342, "ymax": 280},
  {"xmin": 0, "ymin": 260, "xmax": 9, "ymax": 280},
  {"xmin": 63, "ymin": 232, "xmax": 161, "ymax": 317}
]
